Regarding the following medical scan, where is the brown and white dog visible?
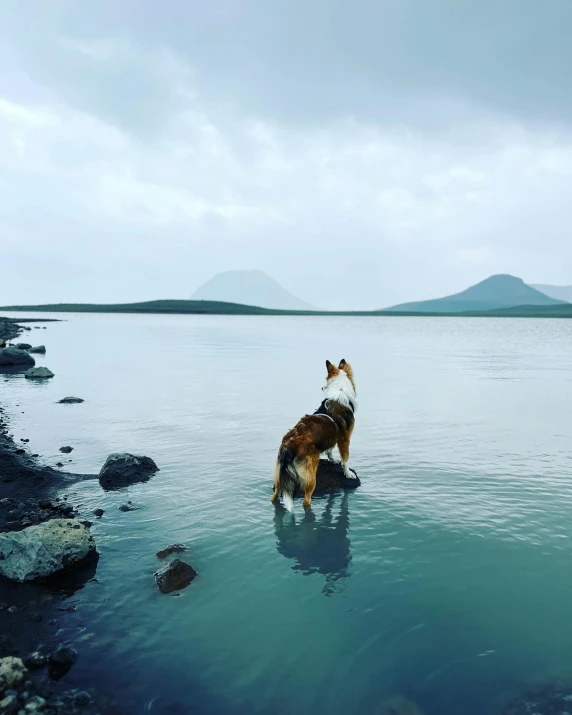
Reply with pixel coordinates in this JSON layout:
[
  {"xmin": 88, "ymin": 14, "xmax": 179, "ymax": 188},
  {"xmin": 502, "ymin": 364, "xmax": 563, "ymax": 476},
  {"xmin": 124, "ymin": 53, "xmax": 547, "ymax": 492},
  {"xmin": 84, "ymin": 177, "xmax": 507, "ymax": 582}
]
[{"xmin": 272, "ymin": 359, "xmax": 357, "ymax": 512}]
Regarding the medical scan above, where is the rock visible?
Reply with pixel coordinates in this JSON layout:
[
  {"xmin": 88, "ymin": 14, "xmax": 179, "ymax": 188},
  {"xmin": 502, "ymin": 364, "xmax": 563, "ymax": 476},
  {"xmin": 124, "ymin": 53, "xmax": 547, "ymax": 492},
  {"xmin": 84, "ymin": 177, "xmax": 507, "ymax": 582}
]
[
  {"xmin": 0, "ymin": 338, "xmax": 5, "ymax": 348},
  {"xmin": 59, "ymin": 446, "xmax": 73, "ymax": 454},
  {"xmin": 55, "ymin": 462, "xmax": 63, "ymax": 468},
  {"xmin": 49, "ymin": 645, "xmax": 77, "ymax": 668},
  {"xmin": 24, "ymin": 367, "xmax": 54, "ymax": 380},
  {"xmin": 93, "ymin": 509, "xmax": 104, "ymax": 518},
  {"xmin": 0, "ymin": 348, "xmax": 35, "ymax": 366},
  {"xmin": 38, "ymin": 500, "xmax": 52, "ymax": 510},
  {"xmin": 80, "ymin": 520, "xmax": 93, "ymax": 528},
  {"xmin": 24, "ymin": 652, "xmax": 47, "ymax": 669},
  {"xmin": 0, "ymin": 519, "xmax": 96, "ymax": 583},
  {"xmin": 73, "ymin": 691, "xmax": 91, "ymax": 707},
  {"xmin": 0, "ymin": 693, "xmax": 17, "ymax": 712},
  {"xmin": 24, "ymin": 695, "xmax": 46, "ymax": 712},
  {"xmin": 154, "ymin": 558, "xmax": 197, "ymax": 594},
  {"xmin": 28, "ymin": 346, "xmax": 46, "ymax": 354},
  {"xmin": 15, "ymin": 343, "xmax": 32, "ymax": 350},
  {"xmin": 118, "ymin": 503, "xmax": 137, "ymax": 512},
  {"xmin": 294, "ymin": 459, "xmax": 361, "ymax": 496},
  {"xmin": 98, "ymin": 453, "xmax": 159, "ymax": 491},
  {"xmin": 0, "ymin": 656, "xmax": 27, "ymax": 690},
  {"xmin": 156, "ymin": 544, "xmax": 187, "ymax": 559},
  {"xmin": 57, "ymin": 397, "xmax": 84, "ymax": 404}
]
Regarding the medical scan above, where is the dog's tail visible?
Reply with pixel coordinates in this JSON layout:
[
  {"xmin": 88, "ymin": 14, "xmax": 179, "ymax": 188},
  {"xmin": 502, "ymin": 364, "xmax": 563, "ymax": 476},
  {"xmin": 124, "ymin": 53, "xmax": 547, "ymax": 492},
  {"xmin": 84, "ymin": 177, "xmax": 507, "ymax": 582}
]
[{"xmin": 278, "ymin": 445, "xmax": 298, "ymax": 513}]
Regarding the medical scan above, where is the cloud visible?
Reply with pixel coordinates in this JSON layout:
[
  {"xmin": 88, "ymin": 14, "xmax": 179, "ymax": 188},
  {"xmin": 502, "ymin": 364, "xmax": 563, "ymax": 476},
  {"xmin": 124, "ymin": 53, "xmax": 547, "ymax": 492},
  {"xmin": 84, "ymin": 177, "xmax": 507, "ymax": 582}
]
[{"xmin": 1, "ymin": 2, "xmax": 572, "ymax": 308}]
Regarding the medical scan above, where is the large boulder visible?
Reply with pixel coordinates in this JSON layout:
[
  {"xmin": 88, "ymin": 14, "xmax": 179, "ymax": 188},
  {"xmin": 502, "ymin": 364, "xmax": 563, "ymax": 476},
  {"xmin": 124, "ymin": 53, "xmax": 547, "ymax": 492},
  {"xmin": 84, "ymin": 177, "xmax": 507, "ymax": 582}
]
[
  {"xmin": 98, "ymin": 453, "xmax": 159, "ymax": 490},
  {"xmin": 25, "ymin": 366, "xmax": 54, "ymax": 379},
  {"xmin": 154, "ymin": 558, "xmax": 197, "ymax": 593},
  {"xmin": 0, "ymin": 519, "xmax": 96, "ymax": 583},
  {"xmin": 0, "ymin": 348, "xmax": 35, "ymax": 366}
]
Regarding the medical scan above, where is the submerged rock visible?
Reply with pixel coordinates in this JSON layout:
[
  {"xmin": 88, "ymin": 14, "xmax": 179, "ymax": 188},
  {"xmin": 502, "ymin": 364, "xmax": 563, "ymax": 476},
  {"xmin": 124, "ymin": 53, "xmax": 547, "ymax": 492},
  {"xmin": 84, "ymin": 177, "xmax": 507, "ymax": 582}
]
[
  {"xmin": 0, "ymin": 348, "xmax": 35, "ymax": 366},
  {"xmin": 57, "ymin": 396, "xmax": 84, "ymax": 404},
  {"xmin": 24, "ymin": 367, "xmax": 54, "ymax": 379},
  {"xmin": 15, "ymin": 343, "xmax": 32, "ymax": 350},
  {"xmin": 156, "ymin": 544, "xmax": 187, "ymax": 558},
  {"xmin": 154, "ymin": 558, "xmax": 197, "ymax": 593},
  {"xmin": 0, "ymin": 519, "xmax": 96, "ymax": 583},
  {"xmin": 98, "ymin": 453, "xmax": 159, "ymax": 490},
  {"xmin": 28, "ymin": 345, "xmax": 46, "ymax": 354},
  {"xmin": 59, "ymin": 446, "xmax": 73, "ymax": 454}
]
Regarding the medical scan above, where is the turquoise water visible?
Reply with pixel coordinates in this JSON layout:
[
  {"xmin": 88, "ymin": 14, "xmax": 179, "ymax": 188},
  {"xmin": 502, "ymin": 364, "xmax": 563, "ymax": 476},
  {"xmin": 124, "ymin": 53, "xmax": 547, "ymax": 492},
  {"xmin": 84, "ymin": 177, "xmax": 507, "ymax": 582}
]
[{"xmin": 2, "ymin": 313, "xmax": 572, "ymax": 714}]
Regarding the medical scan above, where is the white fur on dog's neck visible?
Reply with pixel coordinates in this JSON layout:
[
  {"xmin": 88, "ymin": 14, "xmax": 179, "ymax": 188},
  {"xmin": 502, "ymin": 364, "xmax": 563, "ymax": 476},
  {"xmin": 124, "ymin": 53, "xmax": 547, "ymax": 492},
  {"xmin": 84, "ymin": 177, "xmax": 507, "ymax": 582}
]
[{"xmin": 322, "ymin": 371, "xmax": 357, "ymax": 411}]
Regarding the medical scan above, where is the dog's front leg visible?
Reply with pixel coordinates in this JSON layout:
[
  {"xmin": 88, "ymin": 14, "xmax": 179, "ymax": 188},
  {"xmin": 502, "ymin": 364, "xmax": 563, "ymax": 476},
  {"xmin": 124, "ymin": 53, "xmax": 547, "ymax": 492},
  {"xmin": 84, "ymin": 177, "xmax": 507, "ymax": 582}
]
[
  {"xmin": 326, "ymin": 449, "xmax": 339, "ymax": 464},
  {"xmin": 337, "ymin": 437, "xmax": 356, "ymax": 479}
]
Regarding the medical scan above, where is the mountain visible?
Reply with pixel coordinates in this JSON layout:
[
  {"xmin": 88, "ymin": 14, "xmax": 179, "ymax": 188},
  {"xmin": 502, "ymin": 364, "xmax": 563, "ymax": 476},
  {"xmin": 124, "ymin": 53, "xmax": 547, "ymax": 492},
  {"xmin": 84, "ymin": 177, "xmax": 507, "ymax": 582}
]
[
  {"xmin": 531, "ymin": 284, "xmax": 572, "ymax": 303},
  {"xmin": 191, "ymin": 270, "xmax": 314, "ymax": 311},
  {"xmin": 385, "ymin": 274, "xmax": 566, "ymax": 313}
]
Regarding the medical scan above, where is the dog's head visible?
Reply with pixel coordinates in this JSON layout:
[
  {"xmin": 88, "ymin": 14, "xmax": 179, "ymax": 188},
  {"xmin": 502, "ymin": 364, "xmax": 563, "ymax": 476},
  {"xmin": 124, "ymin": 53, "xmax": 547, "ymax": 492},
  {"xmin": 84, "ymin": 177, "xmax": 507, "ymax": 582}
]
[{"xmin": 325, "ymin": 359, "xmax": 355, "ymax": 391}]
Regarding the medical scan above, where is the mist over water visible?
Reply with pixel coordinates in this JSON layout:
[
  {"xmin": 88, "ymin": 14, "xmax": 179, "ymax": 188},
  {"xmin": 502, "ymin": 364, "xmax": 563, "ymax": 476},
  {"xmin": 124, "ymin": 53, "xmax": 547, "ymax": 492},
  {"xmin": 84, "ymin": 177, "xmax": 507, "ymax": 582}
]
[{"xmin": 2, "ymin": 313, "xmax": 572, "ymax": 714}]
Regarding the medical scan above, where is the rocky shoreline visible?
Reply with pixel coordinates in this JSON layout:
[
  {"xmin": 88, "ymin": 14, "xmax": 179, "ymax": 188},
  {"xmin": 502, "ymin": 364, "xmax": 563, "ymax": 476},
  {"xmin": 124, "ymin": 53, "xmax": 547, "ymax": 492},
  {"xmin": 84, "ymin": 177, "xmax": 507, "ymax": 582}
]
[{"xmin": 0, "ymin": 318, "xmax": 119, "ymax": 714}]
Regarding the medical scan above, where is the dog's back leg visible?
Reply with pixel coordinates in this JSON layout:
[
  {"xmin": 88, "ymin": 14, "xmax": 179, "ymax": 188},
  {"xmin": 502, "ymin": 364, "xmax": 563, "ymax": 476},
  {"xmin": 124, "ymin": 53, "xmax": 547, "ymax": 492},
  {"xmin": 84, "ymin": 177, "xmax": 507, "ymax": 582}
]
[
  {"xmin": 337, "ymin": 434, "xmax": 356, "ymax": 480},
  {"xmin": 271, "ymin": 459, "xmax": 280, "ymax": 503},
  {"xmin": 298, "ymin": 452, "xmax": 320, "ymax": 508}
]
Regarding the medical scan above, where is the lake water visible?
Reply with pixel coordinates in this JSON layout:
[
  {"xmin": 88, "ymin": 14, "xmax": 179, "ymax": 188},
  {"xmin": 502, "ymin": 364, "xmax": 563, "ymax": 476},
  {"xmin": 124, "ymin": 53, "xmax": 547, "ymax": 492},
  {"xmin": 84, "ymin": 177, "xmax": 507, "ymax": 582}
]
[{"xmin": 2, "ymin": 313, "xmax": 572, "ymax": 715}]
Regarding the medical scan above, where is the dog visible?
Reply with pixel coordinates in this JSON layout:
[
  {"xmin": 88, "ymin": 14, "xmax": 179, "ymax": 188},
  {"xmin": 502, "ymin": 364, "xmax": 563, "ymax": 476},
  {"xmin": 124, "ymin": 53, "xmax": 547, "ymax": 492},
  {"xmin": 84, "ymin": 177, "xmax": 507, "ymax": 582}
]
[{"xmin": 272, "ymin": 359, "xmax": 357, "ymax": 512}]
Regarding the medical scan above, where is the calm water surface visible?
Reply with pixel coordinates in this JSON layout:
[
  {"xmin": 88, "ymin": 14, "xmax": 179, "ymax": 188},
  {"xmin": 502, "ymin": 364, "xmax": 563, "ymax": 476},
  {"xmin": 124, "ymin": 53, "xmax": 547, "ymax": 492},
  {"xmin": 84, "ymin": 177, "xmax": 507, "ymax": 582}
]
[{"xmin": 2, "ymin": 313, "xmax": 572, "ymax": 715}]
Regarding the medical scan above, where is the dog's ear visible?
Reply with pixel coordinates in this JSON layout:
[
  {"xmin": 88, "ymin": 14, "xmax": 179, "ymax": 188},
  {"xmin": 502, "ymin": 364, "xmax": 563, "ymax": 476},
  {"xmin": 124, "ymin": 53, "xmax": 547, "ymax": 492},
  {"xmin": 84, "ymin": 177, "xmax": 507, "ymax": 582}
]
[
  {"xmin": 326, "ymin": 360, "xmax": 338, "ymax": 378},
  {"xmin": 339, "ymin": 359, "xmax": 347, "ymax": 368}
]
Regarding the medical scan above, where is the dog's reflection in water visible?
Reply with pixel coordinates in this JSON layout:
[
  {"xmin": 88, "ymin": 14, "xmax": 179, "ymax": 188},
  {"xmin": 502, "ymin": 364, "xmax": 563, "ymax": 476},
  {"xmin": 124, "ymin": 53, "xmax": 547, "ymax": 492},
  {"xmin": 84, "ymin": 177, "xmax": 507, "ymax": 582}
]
[{"xmin": 273, "ymin": 491, "xmax": 351, "ymax": 596}]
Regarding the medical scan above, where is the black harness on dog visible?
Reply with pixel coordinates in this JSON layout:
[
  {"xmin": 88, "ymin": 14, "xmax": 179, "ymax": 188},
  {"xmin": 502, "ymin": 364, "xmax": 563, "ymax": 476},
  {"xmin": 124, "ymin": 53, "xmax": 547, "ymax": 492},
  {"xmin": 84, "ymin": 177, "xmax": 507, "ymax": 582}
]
[{"xmin": 313, "ymin": 398, "xmax": 355, "ymax": 419}]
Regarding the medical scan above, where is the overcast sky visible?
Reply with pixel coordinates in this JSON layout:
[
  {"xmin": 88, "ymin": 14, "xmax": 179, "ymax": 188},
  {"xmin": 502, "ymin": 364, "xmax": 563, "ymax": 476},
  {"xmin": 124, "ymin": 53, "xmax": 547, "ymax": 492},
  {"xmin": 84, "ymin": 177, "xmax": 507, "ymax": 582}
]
[{"xmin": 2, "ymin": 0, "xmax": 572, "ymax": 309}]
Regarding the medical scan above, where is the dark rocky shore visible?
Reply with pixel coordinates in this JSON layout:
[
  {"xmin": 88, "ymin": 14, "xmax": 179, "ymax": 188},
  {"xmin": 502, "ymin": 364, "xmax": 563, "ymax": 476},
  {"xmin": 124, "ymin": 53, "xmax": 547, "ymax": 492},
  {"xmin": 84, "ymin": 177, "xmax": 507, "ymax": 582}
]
[{"xmin": 0, "ymin": 318, "xmax": 119, "ymax": 714}]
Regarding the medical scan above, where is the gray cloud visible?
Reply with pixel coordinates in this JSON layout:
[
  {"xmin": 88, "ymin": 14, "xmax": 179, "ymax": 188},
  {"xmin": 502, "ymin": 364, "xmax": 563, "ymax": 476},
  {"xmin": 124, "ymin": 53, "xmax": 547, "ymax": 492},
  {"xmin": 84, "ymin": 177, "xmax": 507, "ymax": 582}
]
[{"xmin": 1, "ymin": 0, "xmax": 572, "ymax": 309}]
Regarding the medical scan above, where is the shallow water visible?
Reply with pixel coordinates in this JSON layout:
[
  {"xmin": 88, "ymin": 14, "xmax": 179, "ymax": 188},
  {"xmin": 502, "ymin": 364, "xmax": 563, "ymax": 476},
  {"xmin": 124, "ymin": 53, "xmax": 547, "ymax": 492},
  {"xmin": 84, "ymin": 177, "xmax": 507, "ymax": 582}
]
[{"xmin": 2, "ymin": 313, "xmax": 572, "ymax": 714}]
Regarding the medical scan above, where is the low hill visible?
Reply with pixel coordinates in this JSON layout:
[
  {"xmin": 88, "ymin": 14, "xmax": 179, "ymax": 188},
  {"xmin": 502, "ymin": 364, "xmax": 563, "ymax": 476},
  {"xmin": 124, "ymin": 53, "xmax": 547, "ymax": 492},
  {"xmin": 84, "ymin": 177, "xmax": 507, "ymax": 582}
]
[
  {"xmin": 531, "ymin": 284, "xmax": 572, "ymax": 303},
  {"xmin": 385, "ymin": 274, "xmax": 565, "ymax": 313},
  {"xmin": 191, "ymin": 270, "xmax": 314, "ymax": 311}
]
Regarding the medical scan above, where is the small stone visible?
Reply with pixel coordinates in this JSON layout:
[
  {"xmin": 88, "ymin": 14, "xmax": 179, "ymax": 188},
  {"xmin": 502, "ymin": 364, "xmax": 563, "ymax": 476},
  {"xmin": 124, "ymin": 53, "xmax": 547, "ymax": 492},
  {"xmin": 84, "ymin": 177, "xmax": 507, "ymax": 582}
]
[
  {"xmin": 79, "ymin": 520, "xmax": 93, "ymax": 528},
  {"xmin": 154, "ymin": 559, "xmax": 197, "ymax": 594},
  {"xmin": 38, "ymin": 500, "xmax": 51, "ymax": 510},
  {"xmin": 15, "ymin": 448, "xmax": 25, "ymax": 455},
  {"xmin": 118, "ymin": 504, "xmax": 137, "ymax": 512},
  {"xmin": 0, "ymin": 694, "xmax": 17, "ymax": 713},
  {"xmin": 24, "ymin": 695, "xmax": 46, "ymax": 712},
  {"xmin": 49, "ymin": 645, "xmax": 77, "ymax": 668},
  {"xmin": 73, "ymin": 691, "xmax": 91, "ymax": 707},
  {"xmin": 59, "ymin": 446, "xmax": 73, "ymax": 454},
  {"xmin": 55, "ymin": 463, "xmax": 63, "ymax": 468},
  {"xmin": 15, "ymin": 343, "xmax": 32, "ymax": 350},
  {"xmin": 28, "ymin": 346, "xmax": 46, "ymax": 354},
  {"xmin": 24, "ymin": 367, "xmax": 54, "ymax": 380},
  {"xmin": 156, "ymin": 544, "xmax": 187, "ymax": 558},
  {"xmin": 93, "ymin": 509, "xmax": 104, "ymax": 518},
  {"xmin": 25, "ymin": 652, "xmax": 47, "ymax": 669},
  {"xmin": 7, "ymin": 606, "xmax": 18, "ymax": 614},
  {"xmin": 57, "ymin": 397, "xmax": 84, "ymax": 404}
]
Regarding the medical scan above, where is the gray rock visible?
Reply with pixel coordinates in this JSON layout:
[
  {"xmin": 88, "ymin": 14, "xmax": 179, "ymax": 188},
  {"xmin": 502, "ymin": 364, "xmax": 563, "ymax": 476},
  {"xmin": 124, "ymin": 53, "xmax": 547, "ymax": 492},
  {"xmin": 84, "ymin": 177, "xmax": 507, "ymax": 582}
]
[
  {"xmin": 28, "ymin": 346, "xmax": 46, "ymax": 354},
  {"xmin": 57, "ymin": 397, "xmax": 84, "ymax": 404},
  {"xmin": 49, "ymin": 645, "xmax": 77, "ymax": 668},
  {"xmin": 93, "ymin": 509, "xmax": 104, "ymax": 518},
  {"xmin": 0, "ymin": 693, "xmax": 18, "ymax": 713},
  {"xmin": 154, "ymin": 558, "xmax": 197, "ymax": 594},
  {"xmin": 98, "ymin": 453, "xmax": 159, "ymax": 491},
  {"xmin": 15, "ymin": 343, "xmax": 32, "ymax": 350},
  {"xmin": 24, "ymin": 367, "xmax": 54, "ymax": 379},
  {"xmin": 0, "ymin": 519, "xmax": 96, "ymax": 583},
  {"xmin": 74, "ymin": 691, "xmax": 91, "ymax": 706},
  {"xmin": 24, "ymin": 695, "xmax": 46, "ymax": 712},
  {"xmin": 0, "ymin": 348, "xmax": 35, "ymax": 366},
  {"xmin": 25, "ymin": 652, "xmax": 47, "ymax": 669},
  {"xmin": 59, "ymin": 446, "xmax": 73, "ymax": 454},
  {"xmin": 0, "ymin": 656, "xmax": 27, "ymax": 689}
]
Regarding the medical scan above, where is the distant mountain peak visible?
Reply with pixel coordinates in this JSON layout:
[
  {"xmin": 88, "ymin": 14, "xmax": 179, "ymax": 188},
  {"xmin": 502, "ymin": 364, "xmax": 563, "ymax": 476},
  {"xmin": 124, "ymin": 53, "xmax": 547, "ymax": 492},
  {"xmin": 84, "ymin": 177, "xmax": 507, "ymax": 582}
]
[
  {"xmin": 385, "ymin": 274, "xmax": 566, "ymax": 313},
  {"xmin": 191, "ymin": 270, "xmax": 314, "ymax": 311}
]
